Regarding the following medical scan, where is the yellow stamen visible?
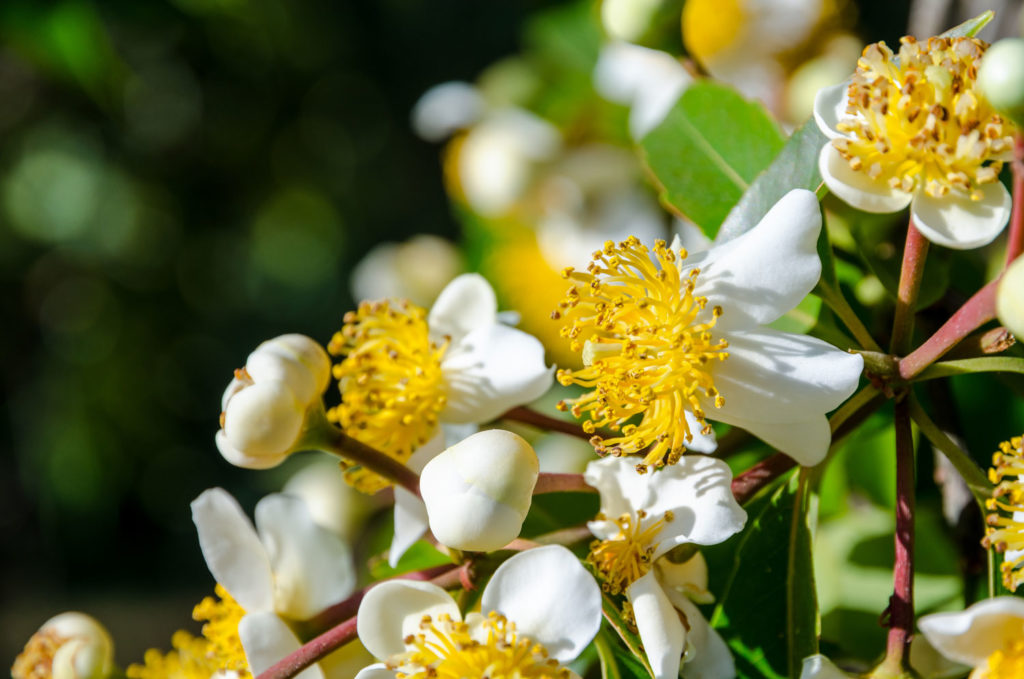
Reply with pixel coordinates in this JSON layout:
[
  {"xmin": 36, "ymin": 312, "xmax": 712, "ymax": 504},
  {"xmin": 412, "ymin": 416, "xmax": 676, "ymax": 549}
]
[
  {"xmin": 834, "ymin": 36, "xmax": 1014, "ymax": 200},
  {"xmin": 970, "ymin": 638, "xmax": 1024, "ymax": 679},
  {"xmin": 390, "ymin": 611, "xmax": 569, "ymax": 679},
  {"xmin": 12, "ymin": 629, "xmax": 66, "ymax": 679},
  {"xmin": 192, "ymin": 584, "xmax": 249, "ymax": 676},
  {"xmin": 587, "ymin": 509, "xmax": 672, "ymax": 595},
  {"xmin": 328, "ymin": 299, "xmax": 448, "ymax": 494},
  {"xmin": 983, "ymin": 434, "xmax": 1024, "ymax": 592},
  {"xmin": 553, "ymin": 237, "xmax": 729, "ymax": 470}
]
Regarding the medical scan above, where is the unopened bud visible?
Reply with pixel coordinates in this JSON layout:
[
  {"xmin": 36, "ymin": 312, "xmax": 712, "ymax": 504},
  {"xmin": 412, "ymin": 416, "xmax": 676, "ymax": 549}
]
[
  {"xmin": 977, "ymin": 38, "xmax": 1024, "ymax": 128},
  {"xmin": 419, "ymin": 429, "xmax": 539, "ymax": 552},
  {"xmin": 997, "ymin": 257, "xmax": 1024, "ymax": 340},
  {"xmin": 12, "ymin": 613, "xmax": 114, "ymax": 679},
  {"xmin": 217, "ymin": 334, "xmax": 331, "ymax": 469}
]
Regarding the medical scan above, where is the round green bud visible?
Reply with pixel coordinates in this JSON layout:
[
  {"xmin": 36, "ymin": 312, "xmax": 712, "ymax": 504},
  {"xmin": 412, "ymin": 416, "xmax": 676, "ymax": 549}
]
[
  {"xmin": 978, "ymin": 38, "xmax": 1024, "ymax": 128},
  {"xmin": 997, "ymin": 256, "xmax": 1024, "ymax": 339}
]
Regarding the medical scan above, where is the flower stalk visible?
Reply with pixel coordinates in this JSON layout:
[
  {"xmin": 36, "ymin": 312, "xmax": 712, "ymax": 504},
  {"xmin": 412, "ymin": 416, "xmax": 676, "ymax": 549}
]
[
  {"xmin": 890, "ymin": 221, "xmax": 930, "ymax": 356},
  {"xmin": 318, "ymin": 423, "xmax": 422, "ymax": 497},
  {"xmin": 500, "ymin": 406, "xmax": 601, "ymax": 441}
]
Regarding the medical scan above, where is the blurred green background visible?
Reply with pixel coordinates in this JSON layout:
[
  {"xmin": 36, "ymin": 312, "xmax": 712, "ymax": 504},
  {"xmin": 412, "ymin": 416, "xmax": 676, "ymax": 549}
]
[{"xmin": 4, "ymin": 0, "xmax": 1023, "ymax": 671}]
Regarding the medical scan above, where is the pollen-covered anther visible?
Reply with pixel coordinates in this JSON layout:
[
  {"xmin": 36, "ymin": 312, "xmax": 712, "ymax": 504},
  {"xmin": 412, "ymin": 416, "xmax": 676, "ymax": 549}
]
[
  {"xmin": 834, "ymin": 36, "xmax": 1015, "ymax": 200},
  {"xmin": 553, "ymin": 237, "xmax": 728, "ymax": 471},
  {"xmin": 982, "ymin": 435, "xmax": 1024, "ymax": 592},
  {"xmin": 587, "ymin": 510, "xmax": 672, "ymax": 595},
  {"xmin": 329, "ymin": 299, "xmax": 448, "ymax": 494}
]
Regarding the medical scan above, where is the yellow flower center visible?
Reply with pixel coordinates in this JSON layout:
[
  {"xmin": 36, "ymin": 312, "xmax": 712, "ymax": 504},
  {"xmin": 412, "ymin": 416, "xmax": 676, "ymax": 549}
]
[
  {"xmin": 127, "ymin": 585, "xmax": 251, "ymax": 679},
  {"xmin": 553, "ymin": 237, "xmax": 729, "ymax": 471},
  {"xmin": 587, "ymin": 509, "xmax": 673, "ymax": 595},
  {"xmin": 12, "ymin": 628, "xmax": 67, "ymax": 679},
  {"xmin": 833, "ymin": 36, "xmax": 1014, "ymax": 200},
  {"xmin": 328, "ymin": 299, "xmax": 448, "ymax": 493},
  {"xmin": 983, "ymin": 434, "xmax": 1024, "ymax": 592},
  {"xmin": 682, "ymin": 0, "xmax": 746, "ymax": 63},
  {"xmin": 390, "ymin": 611, "xmax": 569, "ymax": 679},
  {"xmin": 971, "ymin": 638, "xmax": 1024, "ymax": 679}
]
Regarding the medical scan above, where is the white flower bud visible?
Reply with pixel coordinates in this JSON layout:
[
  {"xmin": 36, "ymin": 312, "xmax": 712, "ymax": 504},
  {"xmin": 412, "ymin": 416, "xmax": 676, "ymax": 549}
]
[
  {"xmin": 217, "ymin": 334, "xmax": 331, "ymax": 469},
  {"xmin": 978, "ymin": 38, "xmax": 1024, "ymax": 127},
  {"xmin": 12, "ymin": 613, "xmax": 114, "ymax": 679},
  {"xmin": 997, "ymin": 256, "xmax": 1024, "ymax": 339},
  {"xmin": 419, "ymin": 429, "xmax": 539, "ymax": 552}
]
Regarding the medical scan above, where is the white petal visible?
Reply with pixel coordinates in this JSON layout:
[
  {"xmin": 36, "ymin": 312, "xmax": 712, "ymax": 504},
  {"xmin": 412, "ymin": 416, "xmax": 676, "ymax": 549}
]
[
  {"xmin": 799, "ymin": 655, "xmax": 850, "ymax": 679},
  {"xmin": 812, "ymin": 82, "xmax": 850, "ymax": 140},
  {"xmin": 216, "ymin": 430, "xmax": 288, "ymax": 470},
  {"xmin": 427, "ymin": 273, "xmax": 498, "ymax": 341},
  {"xmin": 628, "ymin": 571, "xmax": 685, "ymax": 679},
  {"xmin": 353, "ymin": 665, "xmax": 396, "ymax": 679},
  {"xmin": 191, "ymin": 488, "xmax": 275, "ymax": 612},
  {"xmin": 656, "ymin": 552, "xmax": 709, "ymax": 592},
  {"xmin": 238, "ymin": 612, "xmax": 324, "ymax": 679},
  {"xmin": 247, "ymin": 334, "xmax": 331, "ymax": 403},
  {"xmin": 584, "ymin": 456, "xmax": 746, "ymax": 554},
  {"xmin": 387, "ymin": 431, "xmax": 446, "ymax": 566},
  {"xmin": 410, "ymin": 81, "xmax": 484, "ymax": 142},
  {"xmin": 918, "ymin": 596, "xmax": 1024, "ymax": 667},
  {"xmin": 819, "ymin": 143, "xmax": 913, "ymax": 213},
  {"xmin": 356, "ymin": 581, "xmax": 460, "ymax": 661},
  {"xmin": 481, "ymin": 545, "xmax": 601, "ymax": 663},
  {"xmin": 673, "ymin": 595, "xmax": 735, "ymax": 679},
  {"xmin": 708, "ymin": 327, "xmax": 864, "ymax": 423},
  {"xmin": 690, "ymin": 189, "xmax": 822, "ymax": 330},
  {"xmin": 254, "ymin": 494, "xmax": 356, "ymax": 620},
  {"xmin": 910, "ymin": 182, "xmax": 1012, "ymax": 250},
  {"xmin": 440, "ymin": 323, "xmax": 553, "ymax": 424},
  {"xmin": 222, "ymin": 381, "xmax": 304, "ymax": 461},
  {"xmin": 712, "ymin": 412, "xmax": 832, "ymax": 466},
  {"xmin": 684, "ymin": 411, "xmax": 718, "ymax": 453}
]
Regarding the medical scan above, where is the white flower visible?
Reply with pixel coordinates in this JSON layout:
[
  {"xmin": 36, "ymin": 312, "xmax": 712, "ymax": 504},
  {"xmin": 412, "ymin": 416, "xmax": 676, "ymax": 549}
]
[
  {"xmin": 594, "ymin": 43, "xmax": 692, "ymax": 140},
  {"xmin": 919, "ymin": 597, "xmax": 1024, "ymax": 677},
  {"xmin": 330, "ymin": 273, "xmax": 553, "ymax": 494},
  {"xmin": 410, "ymin": 81, "xmax": 485, "ymax": 143},
  {"xmin": 217, "ymin": 334, "xmax": 331, "ymax": 470},
  {"xmin": 814, "ymin": 36, "xmax": 1014, "ymax": 249},
  {"xmin": 191, "ymin": 488, "xmax": 356, "ymax": 678},
  {"xmin": 997, "ymin": 256, "xmax": 1024, "ymax": 340},
  {"xmin": 419, "ymin": 429, "xmax": 539, "ymax": 552},
  {"xmin": 584, "ymin": 455, "xmax": 746, "ymax": 679},
  {"xmin": 349, "ymin": 234, "xmax": 464, "ymax": 309},
  {"xmin": 798, "ymin": 654, "xmax": 852, "ymax": 679},
  {"xmin": 353, "ymin": 545, "xmax": 601, "ymax": 679},
  {"xmin": 556, "ymin": 190, "xmax": 864, "ymax": 468},
  {"xmin": 13, "ymin": 613, "xmax": 114, "ymax": 679},
  {"xmin": 977, "ymin": 38, "xmax": 1024, "ymax": 127}
]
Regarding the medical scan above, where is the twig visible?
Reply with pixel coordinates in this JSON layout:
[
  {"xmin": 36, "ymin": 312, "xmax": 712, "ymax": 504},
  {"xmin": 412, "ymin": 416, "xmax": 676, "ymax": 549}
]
[{"xmin": 500, "ymin": 406, "xmax": 595, "ymax": 441}]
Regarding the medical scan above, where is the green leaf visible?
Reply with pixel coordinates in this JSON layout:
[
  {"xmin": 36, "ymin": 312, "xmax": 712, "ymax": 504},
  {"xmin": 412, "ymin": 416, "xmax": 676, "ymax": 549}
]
[
  {"xmin": 641, "ymin": 81, "xmax": 784, "ymax": 238},
  {"xmin": 595, "ymin": 629, "xmax": 653, "ymax": 679},
  {"xmin": 916, "ymin": 356, "xmax": 1024, "ymax": 381},
  {"xmin": 710, "ymin": 471, "xmax": 818, "ymax": 679},
  {"xmin": 369, "ymin": 540, "xmax": 450, "ymax": 580},
  {"xmin": 939, "ymin": 11, "xmax": 994, "ymax": 38},
  {"xmin": 717, "ymin": 118, "xmax": 828, "ymax": 242},
  {"xmin": 601, "ymin": 595, "xmax": 655, "ymax": 678}
]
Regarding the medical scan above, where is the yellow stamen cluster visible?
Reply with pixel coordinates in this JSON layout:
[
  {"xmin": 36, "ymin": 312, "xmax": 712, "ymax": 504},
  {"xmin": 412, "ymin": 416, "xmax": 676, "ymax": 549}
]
[
  {"xmin": 553, "ymin": 237, "xmax": 729, "ymax": 471},
  {"xmin": 328, "ymin": 299, "xmax": 449, "ymax": 493},
  {"xmin": 127, "ymin": 586, "xmax": 251, "ymax": 679},
  {"xmin": 971, "ymin": 638, "xmax": 1024, "ymax": 679},
  {"xmin": 12, "ymin": 628, "xmax": 66, "ymax": 679},
  {"xmin": 982, "ymin": 435, "xmax": 1024, "ymax": 592},
  {"xmin": 587, "ymin": 509, "xmax": 673, "ymax": 595},
  {"xmin": 390, "ymin": 611, "xmax": 569, "ymax": 679},
  {"xmin": 834, "ymin": 36, "xmax": 1014, "ymax": 200}
]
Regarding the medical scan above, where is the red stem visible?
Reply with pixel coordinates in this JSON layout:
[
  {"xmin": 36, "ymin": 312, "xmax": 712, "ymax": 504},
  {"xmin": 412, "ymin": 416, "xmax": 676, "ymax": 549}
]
[
  {"xmin": 533, "ymin": 472, "xmax": 597, "ymax": 494},
  {"xmin": 328, "ymin": 429, "xmax": 422, "ymax": 498},
  {"xmin": 730, "ymin": 453, "xmax": 796, "ymax": 504},
  {"xmin": 500, "ymin": 406, "xmax": 594, "ymax": 441},
  {"xmin": 883, "ymin": 399, "xmax": 916, "ymax": 669},
  {"xmin": 1006, "ymin": 134, "xmax": 1024, "ymax": 266},
  {"xmin": 890, "ymin": 221, "xmax": 930, "ymax": 356},
  {"xmin": 898, "ymin": 279, "xmax": 999, "ymax": 380}
]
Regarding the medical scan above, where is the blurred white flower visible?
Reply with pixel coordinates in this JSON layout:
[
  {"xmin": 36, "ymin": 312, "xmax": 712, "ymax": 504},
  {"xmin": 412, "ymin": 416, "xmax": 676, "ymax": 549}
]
[
  {"xmin": 600, "ymin": 0, "xmax": 665, "ymax": 42},
  {"xmin": 283, "ymin": 457, "xmax": 383, "ymax": 543},
  {"xmin": 354, "ymin": 546, "xmax": 601, "ymax": 679},
  {"xmin": 410, "ymin": 81, "xmax": 485, "ymax": 142},
  {"xmin": 584, "ymin": 455, "xmax": 745, "ymax": 679},
  {"xmin": 799, "ymin": 654, "xmax": 852, "ymax": 679},
  {"xmin": 919, "ymin": 597, "xmax": 1024, "ymax": 677},
  {"xmin": 419, "ymin": 429, "xmax": 538, "ymax": 552},
  {"xmin": 556, "ymin": 190, "xmax": 864, "ymax": 468},
  {"xmin": 594, "ymin": 42, "xmax": 692, "ymax": 139},
  {"xmin": 217, "ymin": 334, "xmax": 331, "ymax": 470},
  {"xmin": 349, "ymin": 234, "xmax": 464, "ymax": 309},
  {"xmin": 997, "ymin": 257, "xmax": 1024, "ymax": 340},
  {"xmin": 191, "ymin": 488, "xmax": 356, "ymax": 678},
  {"xmin": 977, "ymin": 37, "xmax": 1024, "ymax": 128},
  {"xmin": 13, "ymin": 613, "xmax": 114, "ymax": 679},
  {"xmin": 814, "ymin": 37, "xmax": 1014, "ymax": 249}
]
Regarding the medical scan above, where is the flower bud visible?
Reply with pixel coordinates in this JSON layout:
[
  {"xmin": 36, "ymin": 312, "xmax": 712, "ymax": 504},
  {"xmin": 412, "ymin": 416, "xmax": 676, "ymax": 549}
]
[
  {"xmin": 997, "ymin": 256, "xmax": 1024, "ymax": 339},
  {"xmin": 977, "ymin": 38, "xmax": 1024, "ymax": 128},
  {"xmin": 12, "ymin": 613, "xmax": 114, "ymax": 679},
  {"xmin": 419, "ymin": 429, "xmax": 539, "ymax": 552},
  {"xmin": 217, "ymin": 334, "xmax": 331, "ymax": 469}
]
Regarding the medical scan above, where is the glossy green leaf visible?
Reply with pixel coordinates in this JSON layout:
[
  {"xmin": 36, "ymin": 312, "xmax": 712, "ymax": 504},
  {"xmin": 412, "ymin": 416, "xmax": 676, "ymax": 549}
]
[
  {"xmin": 710, "ymin": 471, "xmax": 818, "ymax": 679},
  {"xmin": 717, "ymin": 118, "xmax": 828, "ymax": 242},
  {"xmin": 939, "ymin": 11, "xmax": 994, "ymax": 38},
  {"xmin": 916, "ymin": 356, "xmax": 1024, "ymax": 381},
  {"xmin": 369, "ymin": 540, "xmax": 450, "ymax": 580},
  {"xmin": 641, "ymin": 81, "xmax": 784, "ymax": 238}
]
